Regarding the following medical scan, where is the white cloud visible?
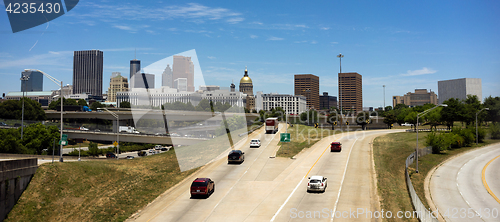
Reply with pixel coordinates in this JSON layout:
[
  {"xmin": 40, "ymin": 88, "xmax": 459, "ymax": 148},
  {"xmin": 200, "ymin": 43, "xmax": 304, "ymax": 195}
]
[
  {"xmin": 268, "ymin": 36, "xmax": 284, "ymax": 41},
  {"xmin": 311, "ymin": 40, "xmax": 317, "ymax": 44},
  {"xmin": 250, "ymin": 21, "xmax": 263, "ymax": 25},
  {"xmin": 400, "ymin": 67, "xmax": 437, "ymax": 76},
  {"xmin": 295, "ymin": 24, "xmax": 308, "ymax": 28},
  {"xmin": 227, "ymin": 17, "xmax": 244, "ymax": 24},
  {"xmin": 250, "ymin": 35, "xmax": 258, "ymax": 39},
  {"xmin": 207, "ymin": 56, "xmax": 216, "ymax": 60},
  {"xmin": 321, "ymin": 27, "xmax": 330, "ymax": 30},
  {"xmin": 113, "ymin": 25, "xmax": 134, "ymax": 31}
]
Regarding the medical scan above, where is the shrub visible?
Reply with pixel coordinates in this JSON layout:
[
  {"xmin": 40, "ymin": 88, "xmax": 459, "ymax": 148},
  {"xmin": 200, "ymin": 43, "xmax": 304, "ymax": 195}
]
[
  {"xmin": 452, "ymin": 127, "xmax": 475, "ymax": 146},
  {"xmin": 490, "ymin": 123, "xmax": 500, "ymax": 139},
  {"xmin": 425, "ymin": 132, "xmax": 451, "ymax": 154}
]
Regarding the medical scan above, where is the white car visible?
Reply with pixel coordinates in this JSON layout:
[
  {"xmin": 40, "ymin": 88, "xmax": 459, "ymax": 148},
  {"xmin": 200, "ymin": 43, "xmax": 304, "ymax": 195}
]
[
  {"xmin": 250, "ymin": 139, "xmax": 261, "ymax": 148},
  {"xmin": 154, "ymin": 145, "xmax": 162, "ymax": 150},
  {"xmin": 307, "ymin": 176, "xmax": 327, "ymax": 192},
  {"xmin": 79, "ymin": 126, "xmax": 89, "ymax": 131}
]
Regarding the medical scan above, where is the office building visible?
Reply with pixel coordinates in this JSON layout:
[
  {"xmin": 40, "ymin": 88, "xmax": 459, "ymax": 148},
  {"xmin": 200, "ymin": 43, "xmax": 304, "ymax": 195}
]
[
  {"xmin": 173, "ymin": 56, "xmax": 195, "ymax": 92},
  {"xmin": 6, "ymin": 91, "xmax": 52, "ymax": 106},
  {"xmin": 339, "ymin": 72, "xmax": 362, "ymax": 114},
  {"xmin": 174, "ymin": 78, "xmax": 188, "ymax": 92},
  {"xmin": 73, "ymin": 50, "xmax": 103, "ymax": 97},
  {"xmin": 294, "ymin": 74, "xmax": 319, "ymax": 109},
  {"xmin": 21, "ymin": 70, "xmax": 43, "ymax": 92},
  {"xmin": 256, "ymin": 93, "xmax": 307, "ymax": 115},
  {"xmin": 319, "ymin": 92, "xmax": 337, "ymax": 110},
  {"xmin": 130, "ymin": 59, "xmax": 140, "ymax": 81},
  {"xmin": 239, "ymin": 67, "xmax": 255, "ymax": 111},
  {"xmin": 162, "ymin": 64, "xmax": 173, "ymax": 88},
  {"xmin": 107, "ymin": 72, "xmax": 129, "ymax": 102},
  {"xmin": 392, "ymin": 89, "xmax": 437, "ymax": 107},
  {"xmin": 438, "ymin": 78, "xmax": 482, "ymax": 103},
  {"xmin": 132, "ymin": 73, "xmax": 155, "ymax": 89}
]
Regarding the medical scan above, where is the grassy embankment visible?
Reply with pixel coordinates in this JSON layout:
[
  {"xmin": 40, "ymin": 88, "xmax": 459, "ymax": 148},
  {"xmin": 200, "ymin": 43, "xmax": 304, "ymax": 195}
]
[
  {"xmin": 373, "ymin": 131, "xmax": 499, "ymax": 222},
  {"xmin": 276, "ymin": 124, "xmax": 338, "ymax": 158},
  {"xmin": 6, "ymin": 150, "xmax": 198, "ymax": 222}
]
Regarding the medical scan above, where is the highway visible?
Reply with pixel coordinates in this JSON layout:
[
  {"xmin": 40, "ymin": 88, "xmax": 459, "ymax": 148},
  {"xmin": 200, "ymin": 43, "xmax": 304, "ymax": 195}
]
[
  {"xmin": 128, "ymin": 125, "xmax": 402, "ymax": 222},
  {"xmin": 429, "ymin": 143, "xmax": 500, "ymax": 222}
]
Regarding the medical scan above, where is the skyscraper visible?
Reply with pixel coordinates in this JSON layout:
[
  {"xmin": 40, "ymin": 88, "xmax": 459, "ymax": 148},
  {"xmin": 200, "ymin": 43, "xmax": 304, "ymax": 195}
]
[
  {"xmin": 294, "ymin": 74, "xmax": 319, "ymax": 109},
  {"xmin": 173, "ymin": 56, "xmax": 194, "ymax": 92},
  {"xmin": 73, "ymin": 50, "xmax": 103, "ymax": 96},
  {"xmin": 132, "ymin": 73, "xmax": 155, "ymax": 89},
  {"xmin": 21, "ymin": 70, "xmax": 43, "ymax": 92},
  {"xmin": 130, "ymin": 59, "xmax": 140, "ymax": 88},
  {"xmin": 338, "ymin": 72, "xmax": 362, "ymax": 114},
  {"xmin": 162, "ymin": 64, "xmax": 173, "ymax": 88},
  {"xmin": 438, "ymin": 78, "xmax": 482, "ymax": 103}
]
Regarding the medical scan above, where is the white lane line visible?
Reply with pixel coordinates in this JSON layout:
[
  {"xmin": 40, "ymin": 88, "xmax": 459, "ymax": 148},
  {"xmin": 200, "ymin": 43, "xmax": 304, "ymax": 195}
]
[
  {"xmin": 203, "ymin": 126, "xmax": 281, "ymax": 222},
  {"xmin": 455, "ymin": 153, "xmax": 484, "ymax": 220},
  {"xmin": 270, "ymin": 177, "xmax": 304, "ymax": 222},
  {"xmin": 331, "ymin": 138, "xmax": 358, "ymax": 221}
]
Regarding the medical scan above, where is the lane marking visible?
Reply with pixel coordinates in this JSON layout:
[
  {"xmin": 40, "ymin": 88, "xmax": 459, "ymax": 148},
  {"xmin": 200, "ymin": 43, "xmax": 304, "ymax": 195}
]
[
  {"xmin": 481, "ymin": 154, "xmax": 500, "ymax": 204},
  {"xmin": 270, "ymin": 138, "xmax": 338, "ymax": 221},
  {"xmin": 331, "ymin": 138, "xmax": 358, "ymax": 221}
]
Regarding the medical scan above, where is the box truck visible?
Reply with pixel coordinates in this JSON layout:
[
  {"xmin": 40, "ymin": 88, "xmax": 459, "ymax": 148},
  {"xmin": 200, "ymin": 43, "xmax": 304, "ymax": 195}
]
[{"xmin": 265, "ymin": 118, "xmax": 278, "ymax": 134}]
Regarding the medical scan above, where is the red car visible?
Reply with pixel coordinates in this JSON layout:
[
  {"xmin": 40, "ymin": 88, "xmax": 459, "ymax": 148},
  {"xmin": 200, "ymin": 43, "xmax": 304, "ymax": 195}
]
[
  {"xmin": 190, "ymin": 178, "xmax": 215, "ymax": 198},
  {"xmin": 330, "ymin": 142, "xmax": 342, "ymax": 152}
]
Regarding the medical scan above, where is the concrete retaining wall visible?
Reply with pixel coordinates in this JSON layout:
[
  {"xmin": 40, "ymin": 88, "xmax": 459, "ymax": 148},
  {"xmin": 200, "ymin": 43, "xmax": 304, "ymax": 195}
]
[{"xmin": 0, "ymin": 158, "xmax": 38, "ymax": 221}]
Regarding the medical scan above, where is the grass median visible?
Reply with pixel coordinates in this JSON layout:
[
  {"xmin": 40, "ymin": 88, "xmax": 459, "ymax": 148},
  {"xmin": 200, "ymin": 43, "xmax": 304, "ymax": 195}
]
[
  {"xmin": 6, "ymin": 150, "xmax": 198, "ymax": 222},
  {"xmin": 276, "ymin": 124, "xmax": 337, "ymax": 158},
  {"xmin": 373, "ymin": 131, "xmax": 499, "ymax": 222}
]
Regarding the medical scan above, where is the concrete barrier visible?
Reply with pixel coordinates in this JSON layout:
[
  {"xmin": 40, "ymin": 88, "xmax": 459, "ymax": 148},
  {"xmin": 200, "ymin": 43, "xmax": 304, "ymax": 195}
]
[
  {"xmin": 0, "ymin": 158, "xmax": 38, "ymax": 221},
  {"xmin": 405, "ymin": 147, "xmax": 439, "ymax": 222}
]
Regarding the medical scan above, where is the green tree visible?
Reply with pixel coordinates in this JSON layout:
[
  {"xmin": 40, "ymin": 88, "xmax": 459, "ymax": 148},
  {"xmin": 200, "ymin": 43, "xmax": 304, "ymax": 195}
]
[
  {"xmin": 356, "ymin": 111, "xmax": 370, "ymax": 130},
  {"xmin": 424, "ymin": 107, "xmax": 443, "ymax": 130},
  {"xmin": 120, "ymin": 101, "xmax": 131, "ymax": 108},
  {"xmin": 0, "ymin": 98, "xmax": 46, "ymax": 120},
  {"xmin": 463, "ymin": 95, "xmax": 481, "ymax": 126},
  {"xmin": 48, "ymin": 98, "xmax": 78, "ymax": 110},
  {"xmin": 483, "ymin": 96, "xmax": 500, "ymax": 123},
  {"xmin": 383, "ymin": 113, "xmax": 397, "ymax": 128},
  {"xmin": 300, "ymin": 110, "xmax": 318, "ymax": 125},
  {"xmin": 0, "ymin": 128, "xmax": 27, "ymax": 154},
  {"xmin": 441, "ymin": 98, "xmax": 463, "ymax": 129},
  {"xmin": 90, "ymin": 101, "xmax": 105, "ymax": 110},
  {"xmin": 404, "ymin": 111, "xmax": 418, "ymax": 129},
  {"xmin": 394, "ymin": 103, "xmax": 408, "ymax": 110},
  {"xmin": 22, "ymin": 123, "xmax": 59, "ymax": 154},
  {"xmin": 87, "ymin": 142, "xmax": 99, "ymax": 157},
  {"xmin": 195, "ymin": 99, "xmax": 211, "ymax": 111},
  {"xmin": 78, "ymin": 99, "xmax": 88, "ymax": 106}
]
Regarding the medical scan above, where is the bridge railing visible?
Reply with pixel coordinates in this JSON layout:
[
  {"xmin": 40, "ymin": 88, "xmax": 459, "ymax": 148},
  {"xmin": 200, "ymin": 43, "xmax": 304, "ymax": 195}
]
[
  {"xmin": 405, "ymin": 128, "xmax": 449, "ymax": 132},
  {"xmin": 405, "ymin": 146, "xmax": 439, "ymax": 222}
]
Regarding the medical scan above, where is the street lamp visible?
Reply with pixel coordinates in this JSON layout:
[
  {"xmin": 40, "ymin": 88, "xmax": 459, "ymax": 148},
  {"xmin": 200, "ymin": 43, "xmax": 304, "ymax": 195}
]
[
  {"xmin": 26, "ymin": 70, "xmax": 64, "ymax": 162},
  {"xmin": 98, "ymin": 108, "xmax": 120, "ymax": 158},
  {"xmin": 383, "ymin": 85, "xmax": 386, "ymax": 111},
  {"xmin": 20, "ymin": 74, "xmax": 29, "ymax": 140},
  {"xmin": 416, "ymin": 104, "xmax": 447, "ymax": 173},
  {"xmin": 476, "ymin": 108, "xmax": 489, "ymax": 145},
  {"xmin": 337, "ymin": 53, "xmax": 344, "ymax": 118}
]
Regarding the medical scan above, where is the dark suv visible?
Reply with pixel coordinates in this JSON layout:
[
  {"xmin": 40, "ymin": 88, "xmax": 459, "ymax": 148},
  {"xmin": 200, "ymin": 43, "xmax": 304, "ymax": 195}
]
[
  {"xmin": 227, "ymin": 150, "xmax": 245, "ymax": 164},
  {"xmin": 106, "ymin": 153, "xmax": 117, "ymax": 158},
  {"xmin": 190, "ymin": 178, "xmax": 215, "ymax": 198}
]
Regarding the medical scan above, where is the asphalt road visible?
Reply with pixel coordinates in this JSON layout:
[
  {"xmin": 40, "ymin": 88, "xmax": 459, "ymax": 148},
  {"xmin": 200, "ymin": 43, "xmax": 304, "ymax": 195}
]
[
  {"xmin": 429, "ymin": 143, "xmax": 500, "ymax": 222},
  {"xmin": 128, "ymin": 126, "xmax": 401, "ymax": 222}
]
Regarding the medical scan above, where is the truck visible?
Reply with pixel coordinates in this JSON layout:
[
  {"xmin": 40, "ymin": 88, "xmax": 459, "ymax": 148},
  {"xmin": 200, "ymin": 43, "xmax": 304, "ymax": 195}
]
[
  {"xmin": 265, "ymin": 118, "xmax": 279, "ymax": 134},
  {"xmin": 119, "ymin": 126, "xmax": 140, "ymax": 134}
]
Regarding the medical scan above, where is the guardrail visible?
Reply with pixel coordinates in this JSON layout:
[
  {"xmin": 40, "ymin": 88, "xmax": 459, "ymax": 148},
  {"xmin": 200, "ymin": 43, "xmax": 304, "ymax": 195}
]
[
  {"xmin": 405, "ymin": 128, "xmax": 450, "ymax": 132},
  {"xmin": 405, "ymin": 146, "xmax": 439, "ymax": 222}
]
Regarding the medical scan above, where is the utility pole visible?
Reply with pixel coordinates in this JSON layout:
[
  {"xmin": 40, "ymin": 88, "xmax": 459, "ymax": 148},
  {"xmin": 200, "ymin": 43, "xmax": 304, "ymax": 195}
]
[
  {"xmin": 383, "ymin": 85, "xmax": 386, "ymax": 110},
  {"xmin": 337, "ymin": 53, "xmax": 344, "ymax": 130}
]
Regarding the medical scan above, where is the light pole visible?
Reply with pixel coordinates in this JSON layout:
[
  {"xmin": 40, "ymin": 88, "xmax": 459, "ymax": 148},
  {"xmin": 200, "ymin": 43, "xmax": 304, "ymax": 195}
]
[
  {"xmin": 416, "ymin": 104, "xmax": 447, "ymax": 173},
  {"xmin": 20, "ymin": 74, "xmax": 29, "ymax": 140},
  {"xmin": 476, "ymin": 108, "xmax": 489, "ymax": 145},
  {"xmin": 337, "ymin": 53, "xmax": 344, "ymax": 130},
  {"xmin": 383, "ymin": 85, "xmax": 386, "ymax": 111},
  {"xmin": 98, "ymin": 108, "xmax": 120, "ymax": 158},
  {"xmin": 26, "ymin": 70, "xmax": 64, "ymax": 162}
]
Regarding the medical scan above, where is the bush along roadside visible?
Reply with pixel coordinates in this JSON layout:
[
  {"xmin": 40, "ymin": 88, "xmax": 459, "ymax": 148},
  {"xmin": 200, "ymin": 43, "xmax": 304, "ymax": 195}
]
[{"xmin": 425, "ymin": 126, "xmax": 487, "ymax": 153}]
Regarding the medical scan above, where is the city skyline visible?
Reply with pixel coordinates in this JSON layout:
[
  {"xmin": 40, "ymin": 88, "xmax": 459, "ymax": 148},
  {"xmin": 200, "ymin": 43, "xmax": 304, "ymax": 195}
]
[{"xmin": 0, "ymin": 1, "xmax": 499, "ymax": 107}]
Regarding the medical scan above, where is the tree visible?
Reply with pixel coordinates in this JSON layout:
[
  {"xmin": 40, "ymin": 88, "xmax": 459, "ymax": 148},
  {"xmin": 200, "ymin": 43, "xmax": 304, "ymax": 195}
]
[
  {"xmin": 90, "ymin": 101, "xmax": 105, "ymax": 110},
  {"xmin": 383, "ymin": 113, "xmax": 397, "ymax": 129},
  {"xmin": 195, "ymin": 99, "xmax": 211, "ymax": 111},
  {"xmin": 48, "ymin": 98, "xmax": 78, "ymax": 110},
  {"xmin": 424, "ymin": 107, "xmax": 442, "ymax": 131},
  {"xmin": 300, "ymin": 110, "xmax": 318, "ymax": 125},
  {"xmin": 384, "ymin": 106, "xmax": 393, "ymax": 112},
  {"xmin": 463, "ymin": 95, "xmax": 481, "ymax": 126},
  {"xmin": 78, "ymin": 99, "xmax": 88, "ymax": 106},
  {"xmin": 120, "ymin": 101, "xmax": 131, "ymax": 108},
  {"xmin": 484, "ymin": 96, "xmax": 500, "ymax": 123},
  {"xmin": 0, "ymin": 128, "xmax": 27, "ymax": 154},
  {"xmin": 356, "ymin": 111, "xmax": 370, "ymax": 130},
  {"xmin": 404, "ymin": 111, "xmax": 418, "ymax": 129},
  {"xmin": 441, "ymin": 98, "xmax": 463, "ymax": 129},
  {"xmin": 22, "ymin": 123, "xmax": 59, "ymax": 154},
  {"xmin": 394, "ymin": 103, "xmax": 408, "ymax": 110},
  {"xmin": 0, "ymin": 98, "xmax": 46, "ymax": 120},
  {"xmin": 87, "ymin": 142, "xmax": 99, "ymax": 157}
]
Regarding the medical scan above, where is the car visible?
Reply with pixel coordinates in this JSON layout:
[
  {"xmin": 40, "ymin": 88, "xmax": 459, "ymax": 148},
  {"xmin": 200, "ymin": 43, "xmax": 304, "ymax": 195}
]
[
  {"xmin": 250, "ymin": 139, "xmax": 261, "ymax": 148},
  {"xmin": 106, "ymin": 153, "xmax": 117, "ymax": 158},
  {"xmin": 228, "ymin": 150, "xmax": 245, "ymax": 164},
  {"xmin": 154, "ymin": 145, "xmax": 162, "ymax": 150},
  {"xmin": 190, "ymin": 178, "xmax": 215, "ymax": 198},
  {"xmin": 80, "ymin": 126, "xmax": 89, "ymax": 131},
  {"xmin": 161, "ymin": 147, "xmax": 169, "ymax": 151},
  {"xmin": 0, "ymin": 122, "xmax": 7, "ymax": 126},
  {"xmin": 330, "ymin": 142, "xmax": 342, "ymax": 152},
  {"xmin": 126, "ymin": 156, "xmax": 134, "ymax": 159},
  {"xmin": 148, "ymin": 149, "xmax": 156, "ymax": 155},
  {"xmin": 137, "ymin": 151, "xmax": 147, "ymax": 156},
  {"xmin": 307, "ymin": 176, "xmax": 327, "ymax": 192},
  {"xmin": 401, "ymin": 123, "xmax": 413, "ymax": 126}
]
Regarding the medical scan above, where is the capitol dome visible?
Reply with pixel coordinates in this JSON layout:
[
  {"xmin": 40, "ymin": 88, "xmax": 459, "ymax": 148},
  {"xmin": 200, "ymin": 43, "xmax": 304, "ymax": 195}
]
[{"xmin": 240, "ymin": 68, "xmax": 252, "ymax": 84}]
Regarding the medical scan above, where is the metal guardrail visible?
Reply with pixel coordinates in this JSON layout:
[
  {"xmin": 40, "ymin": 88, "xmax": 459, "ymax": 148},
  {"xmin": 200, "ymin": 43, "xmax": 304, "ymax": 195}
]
[
  {"xmin": 405, "ymin": 128, "xmax": 450, "ymax": 132},
  {"xmin": 405, "ymin": 146, "xmax": 439, "ymax": 222}
]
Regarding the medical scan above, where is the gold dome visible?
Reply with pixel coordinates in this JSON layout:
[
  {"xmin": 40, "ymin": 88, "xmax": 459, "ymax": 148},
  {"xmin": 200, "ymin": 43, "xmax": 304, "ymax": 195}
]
[{"xmin": 240, "ymin": 76, "xmax": 252, "ymax": 84}]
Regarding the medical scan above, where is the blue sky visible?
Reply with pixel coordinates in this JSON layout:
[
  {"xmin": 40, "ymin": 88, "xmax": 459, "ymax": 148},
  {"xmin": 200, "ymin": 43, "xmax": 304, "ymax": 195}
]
[{"xmin": 0, "ymin": 0, "xmax": 499, "ymax": 107}]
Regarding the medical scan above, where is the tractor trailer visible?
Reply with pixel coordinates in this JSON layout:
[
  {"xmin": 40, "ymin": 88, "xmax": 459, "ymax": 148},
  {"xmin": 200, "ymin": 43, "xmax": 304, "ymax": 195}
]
[{"xmin": 265, "ymin": 118, "xmax": 278, "ymax": 134}]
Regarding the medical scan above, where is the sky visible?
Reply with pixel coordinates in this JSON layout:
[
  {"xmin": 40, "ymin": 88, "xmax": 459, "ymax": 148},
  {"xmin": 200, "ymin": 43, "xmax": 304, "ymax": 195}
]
[{"xmin": 0, "ymin": 0, "xmax": 499, "ymax": 108}]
